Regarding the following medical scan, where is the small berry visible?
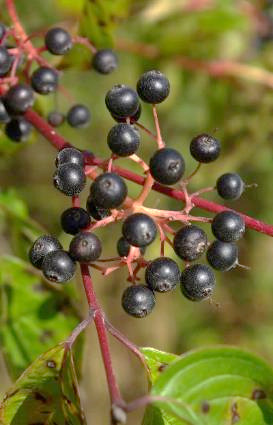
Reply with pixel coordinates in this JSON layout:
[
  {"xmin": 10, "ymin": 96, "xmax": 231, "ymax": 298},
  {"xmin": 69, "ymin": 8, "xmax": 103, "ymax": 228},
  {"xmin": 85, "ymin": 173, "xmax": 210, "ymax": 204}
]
[
  {"xmin": 0, "ymin": 24, "xmax": 6, "ymax": 41},
  {"xmin": 137, "ymin": 70, "xmax": 170, "ymax": 104},
  {"xmin": 117, "ymin": 236, "xmax": 146, "ymax": 257},
  {"xmin": 107, "ymin": 123, "xmax": 140, "ymax": 157},
  {"xmin": 5, "ymin": 118, "xmax": 32, "ymax": 142},
  {"xmin": 0, "ymin": 46, "xmax": 12, "ymax": 76},
  {"xmin": 61, "ymin": 207, "xmax": 91, "ymax": 235},
  {"xmin": 90, "ymin": 172, "xmax": 128, "ymax": 208},
  {"xmin": 216, "ymin": 173, "xmax": 245, "ymax": 200},
  {"xmin": 69, "ymin": 231, "xmax": 102, "ymax": 263},
  {"xmin": 122, "ymin": 285, "xmax": 155, "ymax": 318},
  {"xmin": 31, "ymin": 66, "xmax": 58, "ymax": 94},
  {"xmin": 180, "ymin": 264, "xmax": 216, "ymax": 301},
  {"xmin": 149, "ymin": 148, "xmax": 185, "ymax": 185},
  {"xmin": 190, "ymin": 133, "xmax": 221, "ymax": 163},
  {"xmin": 173, "ymin": 225, "xmax": 208, "ymax": 261},
  {"xmin": 207, "ymin": 240, "xmax": 238, "ymax": 271},
  {"xmin": 4, "ymin": 84, "xmax": 34, "ymax": 114},
  {"xmin": 56, "ymin": 147, "xmax": 84, "ymax": 168},
  {"xmin": 48, "ymin": 111, "xmax": 65, "ymax": 127},
  {"xmin": 105, "ymin": 85, "xmax": 139, "ymax": 118},
  {"xmin": 145, "ymin": 257, "xmax": 180, "ymax": 292},
  {"xmin": 0, "ymin": 99, "xmax": 10, "ymax": 123},
  {"xmin": 67, "ymin": 104, "xmax": 91, "ymax": 128},
  {"xmin": 111, "ymin": 104, "xmax": 141, "ymax": 124},
  {"xmin": 92, "ymin": 49, "xmax": 118, "ymax": 74},
  {"xmin": 86, "ymin": 195, "xmax": 111, "ymax": 221},
  {"xmin": 29, "ymin": 235, "xmax": 62, "ymax": 269},
  {"xmin": 211, "ymin": 211, "xmax": 245, "ymax": 242},
  {"xmin": 45, "ymin": 27, "xmax": 72, "ymax": 55},
  {"xmin": 53, "ymin": 163, "xmax": 86, "ymax": 196},
  {"xmin": 42, "ymin": 250, "xmax": 76, "ymax": 283},
  {"xmin": 122, "ymin": 213, "xmax": 157, "ymax": 247}
]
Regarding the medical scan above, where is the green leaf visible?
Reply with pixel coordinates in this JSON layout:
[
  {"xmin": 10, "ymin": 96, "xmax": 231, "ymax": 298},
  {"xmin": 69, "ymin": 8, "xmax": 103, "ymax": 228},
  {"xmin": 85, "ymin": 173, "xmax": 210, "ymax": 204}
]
[
  {"xmin": 141, "ymin": 347, "xmax": 179, "ymax": 384},
  {"xmin": 142, "ymin": 346, "xmax": 273, "ymax": 425},
  {"xmin": 0, "ymin": 343, "xmax": 86, "ymax": 424}
]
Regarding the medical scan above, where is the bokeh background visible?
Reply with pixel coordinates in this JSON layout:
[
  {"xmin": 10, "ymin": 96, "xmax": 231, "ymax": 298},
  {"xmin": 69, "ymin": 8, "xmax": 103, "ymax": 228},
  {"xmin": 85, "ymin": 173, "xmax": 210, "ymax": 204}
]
[{"xmin": 0, "ymin": 0, "xmax": 272, "ymax": 423}]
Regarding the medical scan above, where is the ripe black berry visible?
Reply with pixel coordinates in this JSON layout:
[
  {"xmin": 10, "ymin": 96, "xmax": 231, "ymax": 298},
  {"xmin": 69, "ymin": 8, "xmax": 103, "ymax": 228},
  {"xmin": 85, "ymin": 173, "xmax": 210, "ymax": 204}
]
[
  {"xmin": 190, "ymin": 133, "xmax": 221, "ymax": 163},
  {"xmin": 90, "ymin": 172, "xmax": 128, "ymax": 208},
  {"xmin": 4, "ymin": 84, "xmax": 34, "ymax": 114},
  {"xmin": 86, "ymin": 196, "xmax": 111, "ymax": 221},
  {"xmin": 137, "ymin": 70, "xmax": 170, "ymax": 104},
  {"xmin": 111, "ymin": 104, "xmax": 141, "ymax": 124},
  {"xmin": 53, "ymin": 163, "xmax": 86, "ymax": 196},
  {"xmin": 5, "ymin": 118, "xmax": 32, "ymax": 142},
  {"xmin": 105, "ymin": 85, "xmax": 139, "ymax": 118},
  {"xmin": 173, "ymin": 225, "xmax": 208, "ymax": 262},
  {"xmin": 92, "ymin": 49, "xmax": 118, "ymax": 74},
  {"xmin": 29, "ymin": 235, "xmax": 62, "ymax": 269},
  {"xmin": 61, "ymin": 207, "xmax": 91, "ymax": 235},
  {"xmin": 45, "ymin": 27, "xmax": 72, "ymax": 55},
  {"xmin": 149, "ymin": 148, "xmax": 185, "ymax": 185},
  {"xmin": 211, "ymin": 211, "xmax": 245, "ymax": 242},
  {"xmin": 180, "ymin": 264, "xmax": 216, "ymax": 301},
  {"xmin": 117, "ymin": 236, "xmax": 146, "ymax": 257},
  {"xmin": 145, "ymin": 257, "xmax": 180, "ymax": 292},
  {"xmin": 31, "ymin": 66, "xmax": 59, "ymax": 94},
  {"xmin": 69, "ymin": 231, "xmax": 102, "ymax": 263},
  {"xmin": 122, "ymin": 285, "xmax": 155, "ymax": 318},
  {"xmin": 67, "ymin": 104, "xmax": 91, "ymax": 128},
  {"xmin": 107, "ymin": 123, "xmax": 140, "ymax": 157},
  {"xmin": 0, "ymin": 46, "xmax": 12, "ymax": 76},
  {"xmin": 122, "ymin": 213, "xmax": 157, "ymax": 247},
  {"xmin": 207, "ymin": 240, "xmax": 238, "ymax": 271},
  {"xmin": 48, "ymin": 111, "xmax": 65, "ymax": 127},
  {"xmin": 42, "ymin": 250, "xmax": 76, "ymax": 283},
  {"xmin": 55, "ymin": 147, "xmax": 84, "ymax": 168},
  {"xmin": 0, "ymin": 99, "xmax": 10, "ymax": 123},
  {"xmin": 216, "ymin": 173, "xmax": 245, "ymax": 200}
]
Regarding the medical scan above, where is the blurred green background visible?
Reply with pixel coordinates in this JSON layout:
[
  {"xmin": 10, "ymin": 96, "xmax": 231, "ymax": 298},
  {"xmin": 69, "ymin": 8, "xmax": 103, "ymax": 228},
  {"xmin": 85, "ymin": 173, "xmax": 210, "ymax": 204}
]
[{"xmin": 0, "ymin": 0, "xmax": 272, "ymax": 423}]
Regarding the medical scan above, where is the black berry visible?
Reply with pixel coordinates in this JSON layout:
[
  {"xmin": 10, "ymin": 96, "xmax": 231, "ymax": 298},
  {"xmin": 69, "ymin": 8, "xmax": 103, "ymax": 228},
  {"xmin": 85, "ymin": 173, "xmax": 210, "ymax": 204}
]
[
  {"xmin": 173, "ymin": 225, "xmax": 208, "ymax": 261},
  {"xmin": 0, "ymin": 24, "xmax": 6, "ymax": 41},
  {"xmin": 149, "ymin": 148, "xmax": 185, "ymax": 185},
  {"xmin": 55, "ymin": 147, "xmax": 84, "ymax": 168},
  {"xmin": 122, "ymin": 213, "xmax": 157, "ymax": 247},
  {"xmin": 42, "ymin": 250, "xmax": 76, "ymax": 283},
  {"xmin": 105, "ymin": 85, "xmax": 139, "ymax": 118},
  {"xmin": 107, "ymin": 123, "xmax": 140, "ymax": 157},
  {"xmin": 53, "ymin": 163, "xmax": 86, "ymax": 196},
  {"xmin": 0, "ymin": 46, "xmax": 12, "ymax": 76},
  {"xmin": 0, "ymin": 99, "xmax": 10, "ymax": 123},
  {"xmin": 69, "ymin": 231, "xmax": 102, "ymax": 263},
  {"xmin": 92, "ymin": 49, "xmax": 118, "ymax": 74},
  {"xmin": 122, "ymin": 285, "xmax": 155, "ymax": 318},
  {"xmin": 90, "ymin": 172, "xmax": 128, "ymax": 208},
  {"xmin": 67, "ymin": 104, "xmax": 91, "ymax": 128},
  {"xmin": 111, "ymin": 104, "xmax": 141, "ymax": 124},
  {"xmin": 145, "ymin": 257, "xmax": 180, "ymax": 292},
  {"xmin": 48, "ymin": 111, "xmax": 65, "ymax": 127},
  {"xmin": 5, "ymin": 118, "xmax": 32, "ymax": 142},
  {"xmin": 117, "ymin": 236, "xmax": 146, "ymax": 257},
  {"xmin": 86, "ymin": 196, "xmax": 111, "ymax": 221},
  {"xmin": 61, "ymin": 207, "xmax": 91, "ymax": 235},
  {"xmin": 4, "ymin": 84, "xmax": 34, "ymax": 114},
  {"xmin": 207, "ymin": 240, "xmax": 238, "ymax": 271},
  {"xmin": 211, "ymin": 211, "xmax": 245, "ymax": 242},
  {"xmin": 190, "ymin": 133, "xmax": 221, "ymax": 163},
  {"xmin": 29, "ymin": 235, "xmax": 62, "ymax": 269},
  {"xmin": 216, "ymin": 173, "xmax": 245, "ymax": 200},
  {"xmin": 45, "ymin": 27, "xmax": 72, "ymax": 55},
  {"xmin": 180, "ymin": 264, "xmax": 216, "ymax": 301},
  {"xmin": 31, "ymin": 66, "xmax": 58, "ymax": 94},
  {"xmin": 137, "ymin": 70, "xmax": 170, "ymax": 104}
]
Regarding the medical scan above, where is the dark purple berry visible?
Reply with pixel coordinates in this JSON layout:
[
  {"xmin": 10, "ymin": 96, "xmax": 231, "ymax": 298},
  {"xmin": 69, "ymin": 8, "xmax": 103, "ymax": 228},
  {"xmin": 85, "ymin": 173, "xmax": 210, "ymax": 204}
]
[
  {"xmin": 69, "ymin": 231, "xmax": 102, "ymax": 263},
  {"xmin": 105, "ymin": 85, "xmax": 139, "ymax": 118},
  {"xmin": 53, "ymin": 163, "xmax": 86, "ymax": 196},
  {"xmin": 92, "ymin": 49, "xmax": 118, "ymax": 74},
  {"xmin": 4, "ymin": 84, "xmax": 34, "ymax": 114},
  {"xmin": 29, "ymin": 235, "xmax": 62, "ymax": 269},
  {"xmin": 145, "ymin": 257, "xmax": 180, "ymax": 292},
  {"xmin": 211, "ymin": 211, "xmax": 245, "ymax": 242},
  {"xmin": 190, "ymin": 133, "xmax": 221, "ymax": 163},
  {"xmin": 180, "ymin": 264, "xmax": 216, "ymax": 301},
  {"xmin": 5, "ymin": 118, "xmax": 32, "ymax": 142},
  {"xmin": 0, "ymin": 98, "xmax": 10, "ymax": 123},
  {"xmin": 45, "ymin": 27, "xmax": 72, "ymax": 55},
  {"xmin": 207, "ymin": 240, "xmax": 238, "ymax": 271},
  {"xmin": 31, "ymin": 66, "xmax": 58, "ymax": 94},
  {"xmin": 86, "ymin": 196, "xmax": 111, "ymax": 221},
  {"xmin": 67, "ymin": 104, "xmax": 91, "ymax": 128},
  {"xmin": 61, "ymin": 207, "xmax": 91, "ymax": 235},
  {"xmin": 173, "ymin": 225, "xmax": 208, "ymax": 261},
  {"xmin": 90, "ymin": 172, "xmax": 128, "ymax": 208},
  {"xmin": 122, "ymin": 285, "xmax": 155, "ymax": 318},
  {"xmin": 55, "ymin": 147, "xmax": 84, "ymax": 168},
  {"xmin": 0, "ymin": 46, "xmax": 12, "ymax": 76},
  {"xmin": 122, "ymin": 213, "xmax": 157, "ymax": 247},
  {"xmin": 117, "ymin": 236, "xmax": 146, "ymax": 257},
  {"xmin": 137, "ymin": 70, "xmax": 170, "ymax": 104},
  {"xmin": 216, "ymin": 173, "xmax": 245, "ymax": 200},
  {"xmin": 48, "ymin": 111, "xmax": 65, "ymax": 127},
  {"xmin": 149, "ymin": 148, "xmax": 185, "ymax": 185},
  {"xmin": 42, "ymin": 250, "xmax": 76, "ymax": 283},
  {"xmin": 111, "ymin": 104, "xmax": 141, "ymax": 124},
  {"xmin": 107, "ymin": 123, "xmax": 140, "ymax": 157}
]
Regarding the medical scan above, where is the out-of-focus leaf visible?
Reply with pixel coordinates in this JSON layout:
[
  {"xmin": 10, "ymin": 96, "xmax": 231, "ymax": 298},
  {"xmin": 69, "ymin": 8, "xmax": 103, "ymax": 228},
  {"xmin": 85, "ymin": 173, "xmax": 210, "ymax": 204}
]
[{"xmin": 56, "ymin": 0, "xmax": 84, "ymax": 14}]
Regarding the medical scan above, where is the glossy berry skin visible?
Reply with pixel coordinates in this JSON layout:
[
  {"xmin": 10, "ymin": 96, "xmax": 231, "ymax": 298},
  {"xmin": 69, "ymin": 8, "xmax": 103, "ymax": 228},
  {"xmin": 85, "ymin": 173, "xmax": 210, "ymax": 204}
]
[
  {"xmin": 42, "ymin": 250, "xmax": 75, "ymax": 283},
  {"xmin": 56, "ymin": 147, "xmax": 84, "ymax": 168},
  {"xmin": 211, "ymin": 211, "xmax": 245, "ymax": 242},
  {"xmin": 0, "ymin": 46, "xmax": 12, "ymax": 76},
  {"xmin": 53, "ymin": 163, "xmax": 86, "ymax": 196},
  {"xmin": 145, "ymin": 257, "xmax": 180, "ymax": 292},
  {"xmin": 107, "ymin": 123, "xmax": 140, "ymax": 157},
  {"xmin": 105, "ymin": 85, "xmax": 139, "ymax": 118},
  {"xmin": 117, "ymin": 236, "xmax": 145, "ymax": 257},
  {"xmin": 180, "ymin": 264, "xmax": 216, "ymax": 301},
  {"xmin": 111, "ymin": 104, "xmax": 141, "ymax": 124},
  {"xmin": 86, "ymin": 196, "xmax": 111, "ymax": 221},
  {"xmin": 216, "ymin": 173, "xmax": 244, "ymax": 200},
  {"xmin": 31, "ymin": 66, "xmax": 58, "ymax": 94},
  {"xmin": 5, "ymin": 118, "xmax": 32, "ymax": 142},
  {"xmin": 122, "ymin": 285, "xmax": 155, "ymax": 318},
  {"xmin": 4, "ymin": 84, "xmax": 34, "ymax": 114},
  {"xmin": 122, "ymin": 213, "xmax": 157, "ymax": 247},
  {"xmin": 149, "ymin": 148, "xmax": 185, "ymax": 185},
  {"xmin": 137, "ymin": 70, "xmax": 170, "ymax": 104},
  {"xmin": 61, "ymin": 207, "xmax": 91, "ymax": 235},
  {"xmin": 48, "ymin": 111, "xmax": 65, "ymax": 127},
  {"xmin": 67, "ymin": 104, "xmax": 91, "ymax": 128},
  {"xmin": 90, "ymin": 172, "xmax": 128, "ymax": 208},
  {"xmin": 69, "ymin": 231, "xmax": 102, "ymax": 263},
  {"xmin": 92, "ymin": 49, "xmax": 118, "ymax": 74},
  {"xmin": 29, "ymin": 235, "xmax": 62, "ymax": 269},
  {"xmin": 45, "ymin": 27, "xmax": 72, "ymax": 55},
  {"xmin": 190, "ymin": 133, "xmax": 221, "ymax": 163},
  {"xmin": 0, "ymin": 99, "xmax": 9, "ymax": 123},
  {"xmin": 207, "ymin": 240, "xmax": 238, "ymax": 271},
  {"xmin": 174, "ymin": 225, "xmax": 208, "ymax": 261}
]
